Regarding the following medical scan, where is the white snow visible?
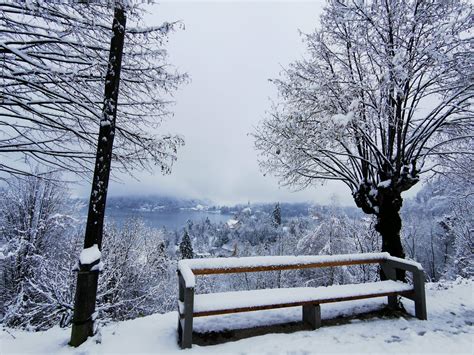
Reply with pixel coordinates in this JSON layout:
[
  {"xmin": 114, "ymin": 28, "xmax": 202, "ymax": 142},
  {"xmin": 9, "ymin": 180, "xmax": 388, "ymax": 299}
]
[
  {"xmin": 378, "ymin": 179, "xmax": 392, "ymax": 188},
  {"xmin": 178, "ymin": 253, "xmax": 394, "ymax": 288},
  {"xmin": 226, "ymin": 219, "xmax": 240, "ymax": 229},
  {"xmin": 241, "ymin": 207, "xmax": 252, "ymax": 214},
  {"xmin": 2, "ymin": 279, "xmax": 473, "ymax": 354},
  {"xmin": 180, "ymin": 252, "xmax": 390, "ymax": 271},
  {"xmin": 179, "ymin": 264, "xmax": 196, "ymax": 288},
  {"xmin": 178, "ymin": 253, "xmax": 391, "ymax": 287},
  {"xmin": 386, "ymin": 255, "xmax": 423, "ymax": 270},
  {"xmin": 90, "ymin": 261, "xmax": 104, "ymax": 272},
  {"xmin": 79, "ymin": 244, "xmax": 101, "ymax": 265},
  {"xmin": 188, "ymin": 281, "xmax": 413, "ymax": 314},
  {"xmin": 331, "ymin": 111, "xmax": 354, "ymax": 125}
]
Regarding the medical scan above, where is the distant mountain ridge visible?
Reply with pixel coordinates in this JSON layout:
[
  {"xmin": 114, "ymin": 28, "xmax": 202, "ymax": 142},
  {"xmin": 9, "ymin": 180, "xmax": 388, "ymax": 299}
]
[
  {"xmin": 104, "ymin": 195, "xmax": 213, "ymax": 213},
  {"xmin": 94, "ymin": 195, "xmax": 361, "ymax": 219}
]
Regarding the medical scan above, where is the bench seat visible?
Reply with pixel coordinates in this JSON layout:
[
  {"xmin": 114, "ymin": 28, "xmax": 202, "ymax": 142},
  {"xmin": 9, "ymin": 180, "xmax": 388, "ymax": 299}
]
[{"xmin": 179, "ymin": 280, "xmax": 414, "ymax": 317}]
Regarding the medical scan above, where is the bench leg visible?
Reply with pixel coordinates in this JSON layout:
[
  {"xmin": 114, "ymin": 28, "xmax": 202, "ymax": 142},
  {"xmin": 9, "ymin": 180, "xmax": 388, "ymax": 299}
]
[
  {"xmin": 177, "ymin": 316, "xmax": 183, "ymax": 344},
  {"xmin": 302, "ymin": 304, "xmax": 321, "ymax": 330},
  {"xmin": 387, "ymin": 295, "xmax": 398, "ymax": 309},
  {"xmin": 381, "ymin": 263, "xmax": 399, "ymax": 309},
  {"xmin": 414, "ymin": 298, "xmax": 427, "ymax": 320},
  {"xmin": 413, "ymin": 271, "xmax": 427, "ymax": 320},
  {"xmin": 177, "ymin": 271, "xmax": 195, "ymax": 348},
  {"xmin": 179, "ymin": 317, "xmax": 193, "ymax": 349}
]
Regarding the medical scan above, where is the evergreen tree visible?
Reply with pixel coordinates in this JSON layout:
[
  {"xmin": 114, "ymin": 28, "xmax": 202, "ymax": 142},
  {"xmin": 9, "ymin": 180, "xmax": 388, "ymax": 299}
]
[
  {"xmin": 272, "ymin": 203, "xmax": 282, "ymax": 227},
  {"xmin": 180, "ymin": 231, "xmax": 194, "ymax": 259}
]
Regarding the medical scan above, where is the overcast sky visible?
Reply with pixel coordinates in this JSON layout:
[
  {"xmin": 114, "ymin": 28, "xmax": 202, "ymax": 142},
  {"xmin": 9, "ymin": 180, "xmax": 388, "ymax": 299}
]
[{"xmin": 79, "ymin": 1, "xmax": 414, "ymax": 206}]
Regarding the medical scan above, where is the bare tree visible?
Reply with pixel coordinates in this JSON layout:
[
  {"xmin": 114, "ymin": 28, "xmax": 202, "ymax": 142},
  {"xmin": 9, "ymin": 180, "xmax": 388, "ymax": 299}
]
[
  {"xmin": 1, "ymin": 1, "xmax": 187, "ymax": 346},
  {"xmin": 0, "ymin": 172, "xmax": 79, "ymax": 330},
  {"xmin": 97, "ymin": 218, "xmax": 173, "ymax": 322},
  {"xmin": 255, "ymin": 0, "xmax": 473, "ymax": 277},
  {"xmin": 0, "ymin": 2, "xmax": 186, "ymax": 179},
  {"xmin": 431, "ymin": 125, "xmax": 474, "ymax": 198}
]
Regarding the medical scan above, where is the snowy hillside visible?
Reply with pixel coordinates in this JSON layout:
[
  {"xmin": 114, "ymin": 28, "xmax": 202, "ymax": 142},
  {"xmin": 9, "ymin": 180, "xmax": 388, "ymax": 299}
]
[{"xmin": 2, "ymin": 279, "xmax": 472, "ymax": 354}]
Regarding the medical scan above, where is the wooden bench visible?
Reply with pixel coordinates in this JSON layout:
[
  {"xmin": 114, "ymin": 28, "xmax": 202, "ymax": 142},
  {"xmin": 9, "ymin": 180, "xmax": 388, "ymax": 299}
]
[{"xmin": 177, "ymin": 252, "xmax": 427, "ymax": 349}]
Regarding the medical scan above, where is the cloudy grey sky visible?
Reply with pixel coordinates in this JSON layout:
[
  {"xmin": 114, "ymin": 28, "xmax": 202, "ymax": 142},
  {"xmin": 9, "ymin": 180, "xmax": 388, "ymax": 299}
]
[{"xmin": 84, "ymin": 1, "xmax": 412, "ymax": 206}]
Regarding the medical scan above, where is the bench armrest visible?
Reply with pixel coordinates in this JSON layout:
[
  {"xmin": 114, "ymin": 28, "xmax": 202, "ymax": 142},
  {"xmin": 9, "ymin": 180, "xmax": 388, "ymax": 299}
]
[
  {"xmin": 177, "ymin": 269, "xmax": 195, "ymax": 348},
  {"xmin": 380, "ymin": 256, "xmax": 427, "ymax": 320},
  {"xmin": 177, "ymin": 269, "xmax": 195, "ymax": 316},
  {"xmin": 382, "ymin": 256, "xmax": 424, "ymax": 274},
  {"xmin": 177, "ymin": 261, "xmax": 196, "ymax": 289}
]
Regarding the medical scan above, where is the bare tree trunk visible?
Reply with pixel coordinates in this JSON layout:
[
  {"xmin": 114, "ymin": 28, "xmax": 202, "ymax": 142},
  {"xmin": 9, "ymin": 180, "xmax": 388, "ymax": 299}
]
[
  {"xmin": 430, "ymin": 231, "xmax": 437, "ymax": 281},
  {"xmin": 375, "ymin": 189, "xmax": 406, "ymax": 281},
  {"xmin": 70, "ymin": 7, "xmax": 126, "ymax": 347}
]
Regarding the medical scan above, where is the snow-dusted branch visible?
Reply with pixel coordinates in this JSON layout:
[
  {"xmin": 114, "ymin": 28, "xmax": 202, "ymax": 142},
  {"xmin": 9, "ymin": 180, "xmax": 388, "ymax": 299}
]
[
  {"xmin": 254, "ymin": 0, "xmax": 472, "ymax": 260},
  {"xmin": 0, "ymin": 1, "xmax": 188, "ymax": 179}
]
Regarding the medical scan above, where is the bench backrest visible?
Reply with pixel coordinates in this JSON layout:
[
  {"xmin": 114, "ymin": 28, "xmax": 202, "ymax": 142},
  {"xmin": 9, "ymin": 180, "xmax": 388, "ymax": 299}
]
[{"xmin": 177, "ymin": 252, "xmax": 423, "ymax": 288}]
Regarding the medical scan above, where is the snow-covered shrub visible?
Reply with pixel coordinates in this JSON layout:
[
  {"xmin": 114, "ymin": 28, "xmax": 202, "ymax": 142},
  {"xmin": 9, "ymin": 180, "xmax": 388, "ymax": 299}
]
[
  {"xmin": 297, "ymin": 209, "xmax": 380, "ymax": 286},
  {"xmin": 0, "ymin": 175, "xmax": 176, "ymax": 329},
  {"xmin": 439, "ymin": 200, "xmax": 473, "ymax": 280},
  {"xmin": 0, "ymin": 174, "xmax": 80, "ymax": 329},
  {"xmin": 401, "ymin": 179, "xmax": 473, "ymax": 281},
  {"xmin": 97, "ymin": 218, "xmax": 175, "ymax": 321}
]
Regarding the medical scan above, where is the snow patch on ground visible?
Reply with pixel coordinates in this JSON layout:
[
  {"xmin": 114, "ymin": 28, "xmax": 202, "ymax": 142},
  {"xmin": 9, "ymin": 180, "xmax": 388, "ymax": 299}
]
[{"xmin": 2, "ymin": 279, "xmax": 473, "ymax": 354}]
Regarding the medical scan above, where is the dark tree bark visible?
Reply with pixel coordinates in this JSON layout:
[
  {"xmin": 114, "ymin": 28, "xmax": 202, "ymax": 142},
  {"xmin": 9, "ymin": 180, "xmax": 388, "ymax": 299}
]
[
  {"xmin": 375, "ymin": 189, "xmax": 406, "ymax": 281},
  {"xmin": 70, "ymin": 7, "xmax": 126, "ymax": 347}
]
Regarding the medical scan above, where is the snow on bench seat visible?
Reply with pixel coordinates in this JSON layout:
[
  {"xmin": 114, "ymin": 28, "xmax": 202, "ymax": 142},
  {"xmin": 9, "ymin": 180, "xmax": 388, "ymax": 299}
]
[{"xmin": 180, "ymin": 280, "xmax": 413, "ymax": 317}]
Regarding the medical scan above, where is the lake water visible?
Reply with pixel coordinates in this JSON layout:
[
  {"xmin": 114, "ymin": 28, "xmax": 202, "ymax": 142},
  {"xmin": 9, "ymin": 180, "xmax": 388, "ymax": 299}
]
[{"xmin": 104, "ymin": 209, "xmax": 231, "ymax": 231}]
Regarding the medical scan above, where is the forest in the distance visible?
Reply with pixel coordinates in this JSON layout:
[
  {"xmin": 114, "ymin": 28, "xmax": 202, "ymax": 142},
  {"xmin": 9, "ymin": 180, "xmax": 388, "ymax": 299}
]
[{"xmin": 1, "ymin": 170, "xmax": 470, "ymax": 330}]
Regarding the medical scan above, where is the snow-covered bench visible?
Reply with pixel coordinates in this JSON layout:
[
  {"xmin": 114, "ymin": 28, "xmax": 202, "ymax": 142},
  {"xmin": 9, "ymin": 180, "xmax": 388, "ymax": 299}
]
[{"xmin": 177, "ymin": 252, "xmax": 427, "ymax": 349}]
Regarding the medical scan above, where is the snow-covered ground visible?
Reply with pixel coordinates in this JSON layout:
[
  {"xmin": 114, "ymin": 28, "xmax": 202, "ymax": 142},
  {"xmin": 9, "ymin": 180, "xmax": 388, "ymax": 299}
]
[{"xmin": 2, "ymin": 279, "xmax": 473, "ymax": 354}]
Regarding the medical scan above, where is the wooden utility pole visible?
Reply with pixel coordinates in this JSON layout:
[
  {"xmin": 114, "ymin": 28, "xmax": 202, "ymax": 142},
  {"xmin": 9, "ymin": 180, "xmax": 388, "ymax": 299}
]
[{"xmin": 70, "ymin": 6, "xmax": 126, "ymax": 347}]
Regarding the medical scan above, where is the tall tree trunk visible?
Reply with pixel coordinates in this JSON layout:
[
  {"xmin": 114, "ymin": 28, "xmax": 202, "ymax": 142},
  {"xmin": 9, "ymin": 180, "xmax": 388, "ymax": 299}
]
[
  {"xmin": 375, "ymin": 189, "xmax": 406, "ymax": 281},
  {"xmin": 70, "ymin": 7, "xmax": 126, "ymax": 347}
]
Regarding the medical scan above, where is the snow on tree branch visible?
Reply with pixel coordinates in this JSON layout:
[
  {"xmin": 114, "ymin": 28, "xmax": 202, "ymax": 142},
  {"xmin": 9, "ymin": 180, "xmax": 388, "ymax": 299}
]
[
  {"xmin": 0, "ymin": 2, "xmax": 188, "ymax": 179},
  {"xmin": 255, "ymin": 0, "xmax": 473, "ymax": 213}
]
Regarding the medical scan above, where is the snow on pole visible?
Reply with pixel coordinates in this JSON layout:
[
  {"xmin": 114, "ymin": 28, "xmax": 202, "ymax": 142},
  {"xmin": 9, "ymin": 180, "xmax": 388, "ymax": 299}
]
[{"xmin": 79, "ymin": 244, "xmax": 101, "ymax": 266}]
